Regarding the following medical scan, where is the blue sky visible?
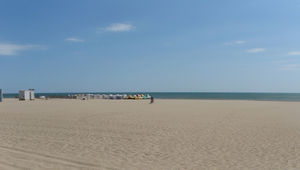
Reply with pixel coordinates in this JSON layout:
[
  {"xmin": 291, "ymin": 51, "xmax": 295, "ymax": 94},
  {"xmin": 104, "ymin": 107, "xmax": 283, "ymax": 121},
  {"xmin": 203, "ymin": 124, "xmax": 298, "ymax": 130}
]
[{"xmin": 1, "ymin": 0, "xmax": 300, "ymax": 93}]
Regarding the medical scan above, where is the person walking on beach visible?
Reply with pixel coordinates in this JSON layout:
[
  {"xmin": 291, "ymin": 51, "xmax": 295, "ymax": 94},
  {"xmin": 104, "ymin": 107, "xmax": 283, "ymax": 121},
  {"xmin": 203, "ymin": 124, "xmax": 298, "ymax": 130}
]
[{"xmin": 150, "ymin": 96, "xmax": 154, "ymax": 104}]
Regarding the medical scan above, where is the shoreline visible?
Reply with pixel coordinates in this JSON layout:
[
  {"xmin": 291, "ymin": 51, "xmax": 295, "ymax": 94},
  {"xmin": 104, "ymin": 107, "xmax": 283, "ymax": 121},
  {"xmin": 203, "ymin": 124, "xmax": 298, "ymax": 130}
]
[
  {"xmin": 155, "ymin": 98, "xmax": 300, "ymax": 103},
  {"xmin": 3, "ymin": 97, "xmax": 300, "ymax": 103}
]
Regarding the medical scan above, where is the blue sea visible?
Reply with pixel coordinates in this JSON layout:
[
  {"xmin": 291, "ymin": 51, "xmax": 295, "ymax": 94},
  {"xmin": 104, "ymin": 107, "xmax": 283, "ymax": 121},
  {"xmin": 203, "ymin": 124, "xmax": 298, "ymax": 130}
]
[{"xmin": 3, "ymin": 92, "xmax": 300, "ymax": 102}]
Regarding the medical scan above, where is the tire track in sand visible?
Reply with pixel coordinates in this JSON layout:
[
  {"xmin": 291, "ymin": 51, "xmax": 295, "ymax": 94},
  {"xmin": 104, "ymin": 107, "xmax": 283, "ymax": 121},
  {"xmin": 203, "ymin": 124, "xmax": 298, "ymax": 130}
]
[
  {"xmin": 0, "ymin": 145, "xmax": 114, "ymax": 170},
  {"xmin": 0, "ymin": 160, "xmax": 26, "ymax": 170}
]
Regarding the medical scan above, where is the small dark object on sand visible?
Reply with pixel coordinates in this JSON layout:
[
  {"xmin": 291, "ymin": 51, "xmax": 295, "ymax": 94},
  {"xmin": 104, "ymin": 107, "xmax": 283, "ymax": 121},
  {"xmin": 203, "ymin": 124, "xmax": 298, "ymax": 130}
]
[{"xmin": 150, "ymin": 96, "xmax": 154, "ymax": 104}]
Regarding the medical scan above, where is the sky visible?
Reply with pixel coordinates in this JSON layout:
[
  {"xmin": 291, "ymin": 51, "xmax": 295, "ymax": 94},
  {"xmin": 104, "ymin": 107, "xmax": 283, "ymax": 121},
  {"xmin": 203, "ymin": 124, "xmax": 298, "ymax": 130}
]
[{"xmin": 1, "ymin": 0, "xmax": 300, "ymax": 93}]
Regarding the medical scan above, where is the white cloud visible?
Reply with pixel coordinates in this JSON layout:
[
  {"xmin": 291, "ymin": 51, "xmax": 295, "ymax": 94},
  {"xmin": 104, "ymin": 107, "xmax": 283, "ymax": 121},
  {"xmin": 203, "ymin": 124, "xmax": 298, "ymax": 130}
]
[
  {"xmin": 104, "ymin": 23, "xmax": 134, "ymax": 32},
  {"xmin": 247, "ymin": 48, "xmax": 265, "ymax": 53},
  {"xmin": 280, "ymin": 64, "xmax": 300, "ymax": 71},
  {"xmin": 65, "ymin": 38, "xmax": 84, "ymax": 42},
  {"xmin": 0, "ymin": 43, "xmax": 43, "ymax": 56},
  {"xmin": 224, "ymin": 40, "xmax": 246, "ymax": 45},
  {"xmin": 235, "ymin": 40, "xmax": 245, "ymax": 44},
  {"xmin": 288, "ymin": 51, "xmax": 300, "ymax": 56}
]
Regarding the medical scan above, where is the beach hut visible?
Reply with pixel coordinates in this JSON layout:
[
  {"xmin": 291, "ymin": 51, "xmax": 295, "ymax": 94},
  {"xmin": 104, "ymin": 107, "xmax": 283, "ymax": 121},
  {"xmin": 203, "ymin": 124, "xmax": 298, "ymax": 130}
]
[
  {"xmin": 29, "ymin": 89, "xmax": 35, "ymax": 100},
  {"xmin": 0, "ymin": 89, "xmax": 3, "ymax": 102},
  {"xmin": 19, "ymin": 89, "xmax": 35, "ymax": 101}
]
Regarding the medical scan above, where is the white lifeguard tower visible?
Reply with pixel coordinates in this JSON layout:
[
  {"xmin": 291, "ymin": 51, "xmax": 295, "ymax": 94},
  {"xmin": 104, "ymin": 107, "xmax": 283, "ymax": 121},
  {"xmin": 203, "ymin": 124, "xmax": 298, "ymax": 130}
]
[{"xmin": 19, "ymin": 89, "xmax": 35, "ymax": 101}]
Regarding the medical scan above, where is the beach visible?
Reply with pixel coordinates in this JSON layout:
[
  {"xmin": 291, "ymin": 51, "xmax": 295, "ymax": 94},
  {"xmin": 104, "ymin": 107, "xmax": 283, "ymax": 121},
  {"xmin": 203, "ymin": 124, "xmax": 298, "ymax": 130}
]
[{"xmin": 0, "ymin": 99, "xmax": 300, "ymax": 170}]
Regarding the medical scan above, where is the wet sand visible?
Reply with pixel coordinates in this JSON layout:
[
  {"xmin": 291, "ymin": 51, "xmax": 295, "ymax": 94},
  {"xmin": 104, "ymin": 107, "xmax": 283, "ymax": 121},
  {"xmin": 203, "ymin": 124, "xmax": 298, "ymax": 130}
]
[{"xmin": 0, "ymin": 99, "xmax": 300, "ymax": 169}]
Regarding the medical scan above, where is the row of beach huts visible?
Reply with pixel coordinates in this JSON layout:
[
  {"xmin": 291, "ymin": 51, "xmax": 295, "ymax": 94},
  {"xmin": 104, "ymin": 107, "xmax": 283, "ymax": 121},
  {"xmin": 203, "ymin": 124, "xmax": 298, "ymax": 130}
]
[{"xmin": 70, "ymin": 94, "xmax": 151, "ymax": 100}]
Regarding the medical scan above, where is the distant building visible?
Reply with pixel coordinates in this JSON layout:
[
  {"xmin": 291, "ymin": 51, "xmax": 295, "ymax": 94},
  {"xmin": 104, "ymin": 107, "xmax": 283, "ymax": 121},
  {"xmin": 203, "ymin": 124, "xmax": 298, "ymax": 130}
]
[
  {"xmin": 0, "ymin": 89, "xmax": 3, "ymax": 102},
  {"xmin": 19, "ymin": 89, "xmax": 35, "ymax": 101}
]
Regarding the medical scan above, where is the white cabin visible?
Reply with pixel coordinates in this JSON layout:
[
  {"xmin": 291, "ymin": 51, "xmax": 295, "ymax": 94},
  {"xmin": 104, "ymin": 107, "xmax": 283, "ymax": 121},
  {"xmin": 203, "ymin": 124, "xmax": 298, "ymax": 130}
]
[{"xmin": 19, "ymin": 89, "xmax": 35, "ymax": 101}]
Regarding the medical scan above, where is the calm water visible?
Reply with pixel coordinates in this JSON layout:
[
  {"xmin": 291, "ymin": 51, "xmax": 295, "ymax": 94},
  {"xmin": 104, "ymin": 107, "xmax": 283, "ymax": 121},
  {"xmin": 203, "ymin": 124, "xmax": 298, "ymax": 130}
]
[{"xmin": 3, "ymin": 92, "xmax": 300, "ymax": 101}]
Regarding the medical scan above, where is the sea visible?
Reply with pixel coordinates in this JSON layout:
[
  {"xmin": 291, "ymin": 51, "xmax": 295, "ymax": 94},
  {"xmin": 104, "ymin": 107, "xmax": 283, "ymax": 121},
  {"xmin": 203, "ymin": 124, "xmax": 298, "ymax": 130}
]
[{"xmin": 3, "ymin": 92, "xmax": 300, "ymax": 102}]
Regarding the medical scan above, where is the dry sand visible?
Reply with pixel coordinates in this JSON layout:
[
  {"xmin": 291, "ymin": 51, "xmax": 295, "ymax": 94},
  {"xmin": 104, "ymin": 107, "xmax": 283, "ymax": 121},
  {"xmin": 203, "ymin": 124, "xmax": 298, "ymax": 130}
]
[{"xmin": 0, "ymin": 98, "xmax": 300, "ymax": 170}]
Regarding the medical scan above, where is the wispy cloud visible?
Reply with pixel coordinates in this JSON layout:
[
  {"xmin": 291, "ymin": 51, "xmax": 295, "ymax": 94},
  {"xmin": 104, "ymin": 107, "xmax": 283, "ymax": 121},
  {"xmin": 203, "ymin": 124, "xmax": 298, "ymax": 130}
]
[
  {"xmin": 288, "ymin": 51, "xmax": 300, "ymax": 56},
  {"xmin": 103, "ymin": 23, "xmax": 134, "ymax": 32},
  {"xmin": 224, "ymin": 40, "xmax": 246, "ymax": 45},
  {"xmin": 0, "ymin": 43, "xmax": 44, "ymax": 56},
  {"xmin": 280, "ymin": 64, "xmax": 300, "ymax": 71},
  {"xmin": 65, "ymin": 38, "xmax": 84, "ymax": 42},
  {"xmin": 247, "ymin": 48, "xmax": 265, "ymax": 53},
  {"xmin": 235, "ymin": 40, "xmax": 245, "ymax": 44}
]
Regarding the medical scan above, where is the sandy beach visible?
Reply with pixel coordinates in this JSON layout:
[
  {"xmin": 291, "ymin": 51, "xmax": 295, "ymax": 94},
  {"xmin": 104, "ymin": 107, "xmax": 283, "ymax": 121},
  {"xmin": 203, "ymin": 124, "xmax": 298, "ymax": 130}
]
[{"xmin": 0, "ymin": 98, "xmax": 300, "ymax": 169}]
